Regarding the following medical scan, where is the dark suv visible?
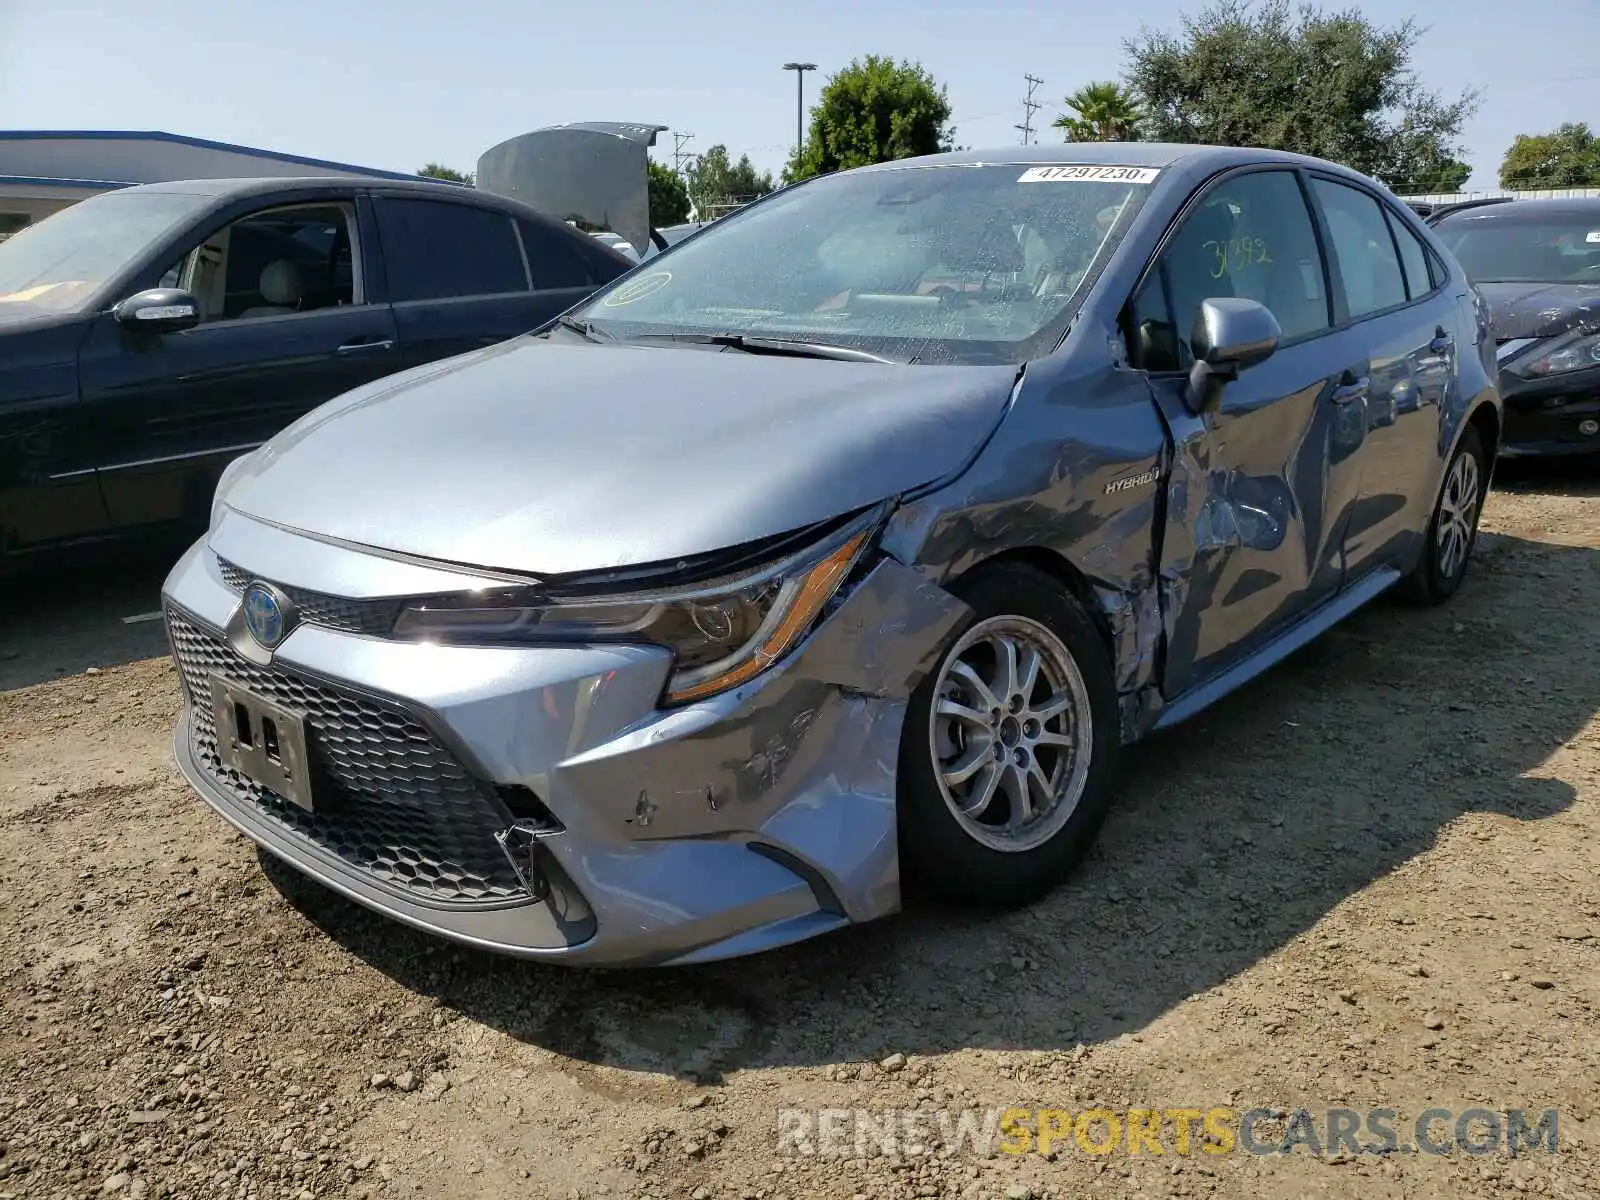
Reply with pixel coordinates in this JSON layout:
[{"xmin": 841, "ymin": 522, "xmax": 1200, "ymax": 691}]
[{"xmin": 0, "ymin": 177, "xmax": 632, "ymax": 564}]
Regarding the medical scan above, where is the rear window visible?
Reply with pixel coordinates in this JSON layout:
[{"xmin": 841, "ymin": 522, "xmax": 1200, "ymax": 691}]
[
  {"xmin": 518, "ymin": 219, "xmax": 628, "ymax": 289},
  {"xmin": 376, "ymin": 198, "xmax": 528, "ymax": 301}
]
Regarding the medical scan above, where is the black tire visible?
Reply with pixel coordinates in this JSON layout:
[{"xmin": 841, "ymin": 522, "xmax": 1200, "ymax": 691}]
[
  {"xmin": 1401, "ymin": 424, "xmax": 1487, "ymax": 605},
  {"xmin": 897, "ymin": 561, "xmax": 1122, "ymax": 908}
]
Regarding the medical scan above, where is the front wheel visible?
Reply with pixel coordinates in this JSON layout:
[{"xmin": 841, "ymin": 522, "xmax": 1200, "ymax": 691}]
[
  {"xmin": 897, "ymin": 562, "xmax": 1122, "ymax": 908},
  {"xmin": 1402, "ymin": 424, "xmax": 1486, "ymax": 604}
]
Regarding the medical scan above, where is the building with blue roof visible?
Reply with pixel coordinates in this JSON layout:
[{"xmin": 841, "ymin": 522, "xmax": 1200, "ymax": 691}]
[{"xmin": 0, "ymin": 130, "xmax": 421, "ymax": 237}]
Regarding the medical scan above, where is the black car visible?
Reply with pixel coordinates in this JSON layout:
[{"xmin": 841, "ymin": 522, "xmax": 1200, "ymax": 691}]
[
  {"xmin": 0, "ymin": 177, "xmax": 632, "ymax": 564},
  {"xmin": 1430, "ymin": 196, "xmax": 1600, "ymax": 456}
]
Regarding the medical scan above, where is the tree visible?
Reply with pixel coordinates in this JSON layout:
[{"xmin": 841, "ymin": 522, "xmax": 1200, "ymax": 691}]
[
  {"xmin": 685, "ymin": 145, "xmax": 774, "ymax": 215},
  {"xmin": 417, "ymin": 162, "xmax": 474, "ymax": 186},
  {"xmin": 1500, "ymin": 123, "xmax": 1600, "ymax": 190},
  {"xmin": 1124, "ymin": 0, "xmax": 1478, "ymax": 192},
  {"xmin": 1053, "ymin": 81, "xmax": 1146, "ymax": 142},
  {"xmin": 648, "ymin": 160, "xmax": 692, "ymax": 226},
  {"xmin": 783, "ymin": 55, "xmax": 955, "ymax": 184}
]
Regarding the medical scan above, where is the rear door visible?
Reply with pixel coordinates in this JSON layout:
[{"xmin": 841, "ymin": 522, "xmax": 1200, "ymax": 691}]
[
  {"xmin": 1306, "ymin": 174, "xmax": 1460, "ymax": 578},
  {"xmin": 371, "ymin": 194, "xmax": 555, "ymax": 369},
  {"xmin": 79, "ymin": 193, "xmax": 400, "ymax": 531},
  {"xmin": 1129, "ymin": 166, "xmax": 1368, "ymax": 700}
]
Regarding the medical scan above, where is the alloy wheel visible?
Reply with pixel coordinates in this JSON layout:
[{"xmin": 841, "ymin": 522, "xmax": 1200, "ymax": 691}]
[
  {"xmin": 1437, "ymin": 449, "xmax": 1481, "ymax": 580},
  {"xmin": 928, "ymin": 615, "xmax": 1093, "ymax": 854}
]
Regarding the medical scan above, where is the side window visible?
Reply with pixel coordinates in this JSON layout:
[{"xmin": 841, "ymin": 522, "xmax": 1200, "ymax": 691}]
[
  {"xmin": 158, "ymin": 203, "xmax": 359, "ymax": 323},
  {"xmin": 518, "ymin": 219, "xmax": 632, "ymax": 289},
  {"xmin": 377, "ymin": 198, "xmax": 528, "ymax": 301},
  {"xmin": 1387, "ymin": 210, "xmax": 1435, "ymax": 300},
  {"xmin": 1153, "ymin": 170, "xmax": 1330, "ymax": 368},
  {"xmin": 1310, "ymin": 178, "xmax": 1407, "ymax": 318},
  {"xmin": 1426, "ymin": 245, "xmax": 1448, "ymax": 290},
  {"xmin": 517, "ymin": 220, "xmax": 597, "ymax": 290},
  {"xmin": 1128, "ymin": 268, "xmax": 1181, "ymax": 372},
  {"xmin": 574, "ymin": 234, "xmax": 632, "ymax": 281}
]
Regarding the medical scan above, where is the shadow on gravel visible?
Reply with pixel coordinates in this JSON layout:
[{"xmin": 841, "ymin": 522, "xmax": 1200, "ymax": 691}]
[
  {"xmin": 0, "ymin": 552, "xmax": 176, "ymax": 691},
  {"xmin": 1493, "ymin": 453, "xmax": 1600, "ymax": 497},
  {"xmin": 266, "ymin": 527, "xmax": 1599, "ymax": 1083}
]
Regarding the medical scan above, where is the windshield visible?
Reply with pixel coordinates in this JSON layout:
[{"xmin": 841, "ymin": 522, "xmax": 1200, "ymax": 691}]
[
  {"xmin": 570, "ymin": 163, "xmax": 1156, "ymax": 364},
  {"xmin": 0, "ymin": 190, "xmax": 210, "ymax": 314},
  {"xmin": 1435, "ymin": 213, "xmax": 1600, "ymax": 284}
]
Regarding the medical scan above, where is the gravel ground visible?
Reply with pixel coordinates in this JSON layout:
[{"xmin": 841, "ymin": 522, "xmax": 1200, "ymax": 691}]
[{"xmin": 2, "ymin": 465, "xmax": 1598, "ymax": 1200}]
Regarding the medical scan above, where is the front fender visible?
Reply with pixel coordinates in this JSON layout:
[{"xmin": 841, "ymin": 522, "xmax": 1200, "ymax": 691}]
[{"xmin": 880, "ymin": 347, "xmax": 1170, "ymax": 736}]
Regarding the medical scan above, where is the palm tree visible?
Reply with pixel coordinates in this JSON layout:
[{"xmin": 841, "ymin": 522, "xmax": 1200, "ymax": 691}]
[{"xmin": 1052, "ymin": 81, "xmax": 1146, "ymax": 142}]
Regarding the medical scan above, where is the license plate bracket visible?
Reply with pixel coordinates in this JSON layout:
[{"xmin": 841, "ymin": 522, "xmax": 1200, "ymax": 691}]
[{"xmin": 210, "ymin": 675, "xmax": 315, "ymax": 811}]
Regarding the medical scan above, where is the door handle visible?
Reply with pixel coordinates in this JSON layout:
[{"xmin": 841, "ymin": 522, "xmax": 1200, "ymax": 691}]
[
  {"xmin": 336, "ymin": 338, "xmax": 395, "ymax": 356},
  {"xmin": 1330, "ymin": 375, "xmax": 1370, "ymax": 406},
  {"xmin": 1428, "ymin": 328, "xmax": 1454, "ymax": 354}
]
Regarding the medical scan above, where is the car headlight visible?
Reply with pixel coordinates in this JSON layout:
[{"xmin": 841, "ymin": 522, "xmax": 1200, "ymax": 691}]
[
  {"xmin": 1509, "ymin": 330, "xmax": 1600, "ymax": 379},
  {"xmin": 391, "ymin": 512, "xmax": 879, "ymax": 705}
]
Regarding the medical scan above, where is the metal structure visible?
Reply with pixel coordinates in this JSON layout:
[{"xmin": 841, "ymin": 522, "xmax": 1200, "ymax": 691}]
[
  {"xmin": 1016, "ymin": 74, "xmax": 1045, "ymax": 145},
  {"xmin": 475, "ymin": 121, "xmax": 667, "ymax": 255},
  {"xmin": 671, "ymin": 131, "xmax": 695, "ymax": 178},
  {"xmin": 783, "ymin": 63, "xmax": 818, "ymax": 161}
]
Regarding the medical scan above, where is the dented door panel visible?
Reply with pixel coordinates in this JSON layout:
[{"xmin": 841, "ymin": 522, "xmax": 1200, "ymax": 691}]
[{"xmin": 1146, "ymin": 329, "xmax": 1364, "ymax": 704}]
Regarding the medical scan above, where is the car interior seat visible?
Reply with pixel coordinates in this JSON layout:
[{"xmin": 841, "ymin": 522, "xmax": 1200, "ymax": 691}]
[
  {"xmin": 240, "ymin": 259, "xmax": 304, "ymax": 319},
  {"xmin": 1247, "ymin": 204, "xmax": 1329, "ymax": 337}
]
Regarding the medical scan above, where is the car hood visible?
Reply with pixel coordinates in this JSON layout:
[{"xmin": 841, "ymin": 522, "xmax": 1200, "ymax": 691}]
[
  {"xmin": 1478, "ymin": 281, "xmax": 1600, "ymax": 340},
  {"xmin": 224, "ymin": 336, "xmax": 1020, "ymax": 577}
]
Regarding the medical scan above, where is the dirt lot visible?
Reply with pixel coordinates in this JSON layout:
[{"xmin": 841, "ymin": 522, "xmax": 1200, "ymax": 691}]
[{"xmin": 3, "ymin": 467, "xmax": 1599, "ymax": 1200}]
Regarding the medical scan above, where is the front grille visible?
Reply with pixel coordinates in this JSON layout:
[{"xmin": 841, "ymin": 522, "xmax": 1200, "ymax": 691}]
[
  {"xmin": 166, "ymin": 608, "xmax": 527, "ymax": 905},
  {"xmin": 217, "ymin": 559, "xmax": 401, "ymax": 638}
]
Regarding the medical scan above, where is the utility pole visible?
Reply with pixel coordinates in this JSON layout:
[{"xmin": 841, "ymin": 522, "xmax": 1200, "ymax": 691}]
[
  {"xmin": 671, "ymin": 131, "xmax": 695, "ymax": 177},
  {"xmin": 1016, "ymin": 74, "xmax": 1044, "ymax": 145},
  {"xmin": 782, "ymin": 62, "xmax": 818, "ymax": 161}
]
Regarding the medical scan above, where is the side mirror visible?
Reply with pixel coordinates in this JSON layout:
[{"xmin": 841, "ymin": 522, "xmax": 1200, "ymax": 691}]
[
  {"xmin": 1185, "ymin": 297, "xmax": 1281, "ymax": 415},
  {"xmin": 113, "ymin": 288, "xmax": 201, "ymax": 334}
]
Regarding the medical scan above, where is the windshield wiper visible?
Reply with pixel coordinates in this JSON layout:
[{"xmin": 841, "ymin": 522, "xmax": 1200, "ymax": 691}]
[
  {"xmin": 626, "ymin": 331, "xmax": 899, "ymax": 364},
  {"xmin": 549, "ymin": 314, "xmax": 612, "ymax": 343}
]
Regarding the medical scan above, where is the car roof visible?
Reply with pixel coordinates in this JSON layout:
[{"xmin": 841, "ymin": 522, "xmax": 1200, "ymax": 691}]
[
  {"xmin": 855, "ymin": 141, "xmax": 1347, "ymax": 174},
  {"xmin": 104, "ymin": 176, "xmax": 626, "ymax": 260},
  {"xmin": 1431, "ymin": 196, "xmax": 1600, "ymax": 225},
  {"xmin": 124, "ymin": 176, "xmax": 481, "ymax": 201}
]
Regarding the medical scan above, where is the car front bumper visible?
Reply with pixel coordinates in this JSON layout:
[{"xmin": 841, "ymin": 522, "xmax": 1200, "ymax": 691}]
[
  {"xmin": 160, "ymin": 511, "xmax": 968, "ymax": 967},
  {"xmin": 1498, "ymin": 371, "xmax": 1600, "ymax": 457}
]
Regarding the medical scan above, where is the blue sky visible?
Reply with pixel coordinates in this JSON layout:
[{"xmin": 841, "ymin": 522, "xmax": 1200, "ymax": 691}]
[{"xmin": 1, "ymin": 0, "xmax": 1595, "ymax": 192}]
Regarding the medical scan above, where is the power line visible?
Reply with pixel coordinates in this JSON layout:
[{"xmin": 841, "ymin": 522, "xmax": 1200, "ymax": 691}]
[
  {"xmin": 1016, "ymin": 74, "xmax": 1045, "ymax": 145},
  {"xmin": 672, "ymin": 131, "xmax": 695, "ymax": 176}
]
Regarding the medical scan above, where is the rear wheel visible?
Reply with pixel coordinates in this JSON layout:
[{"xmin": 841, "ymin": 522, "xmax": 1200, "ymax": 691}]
[
  {"xmin": 1402, "ymin": 425, "xmax": 1486, "ymax": 604},
  {"xmin": 897, "ymin": 562, "xmax": 1121, "ymax": 907}
]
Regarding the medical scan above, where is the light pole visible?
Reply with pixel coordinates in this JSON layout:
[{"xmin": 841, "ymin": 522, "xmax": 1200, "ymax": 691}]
[{"xmin": 783, "ymin": 62, "xmax": 817, "ymax": 162}]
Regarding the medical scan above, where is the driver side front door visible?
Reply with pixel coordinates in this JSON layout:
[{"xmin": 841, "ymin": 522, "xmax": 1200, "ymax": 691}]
[
  {"xmin": 1130, "ymin": 167, "xmax": 1371, "ymax": 706},
  {"xmin": 79, "ymin": 194, "xmax": 399, "ymax": 533}
]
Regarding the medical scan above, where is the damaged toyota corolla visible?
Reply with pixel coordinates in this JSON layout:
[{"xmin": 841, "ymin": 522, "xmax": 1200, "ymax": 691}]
[{"xmin": 162, "ymin": 143, "xmax": 1501, "ymax": 966}]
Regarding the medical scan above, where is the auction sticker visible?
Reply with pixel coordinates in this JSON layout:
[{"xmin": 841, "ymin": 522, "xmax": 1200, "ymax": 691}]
[
  {"xmin": 1018, "ymin": 164, "xmax": 1161, "ymax": 184},
  {"xmin": 602, "ymin": 271, "xmax": 672, "ymax": 306},
  {"xmin": 1587, "ymin": 231, "xmax": 1600, "ymax": 244}
]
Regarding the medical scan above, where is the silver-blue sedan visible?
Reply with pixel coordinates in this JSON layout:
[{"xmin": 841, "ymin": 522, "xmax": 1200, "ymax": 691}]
[{"xmin": 161, "ymin": 142, "xmax": 1501, "ymax": 966}]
